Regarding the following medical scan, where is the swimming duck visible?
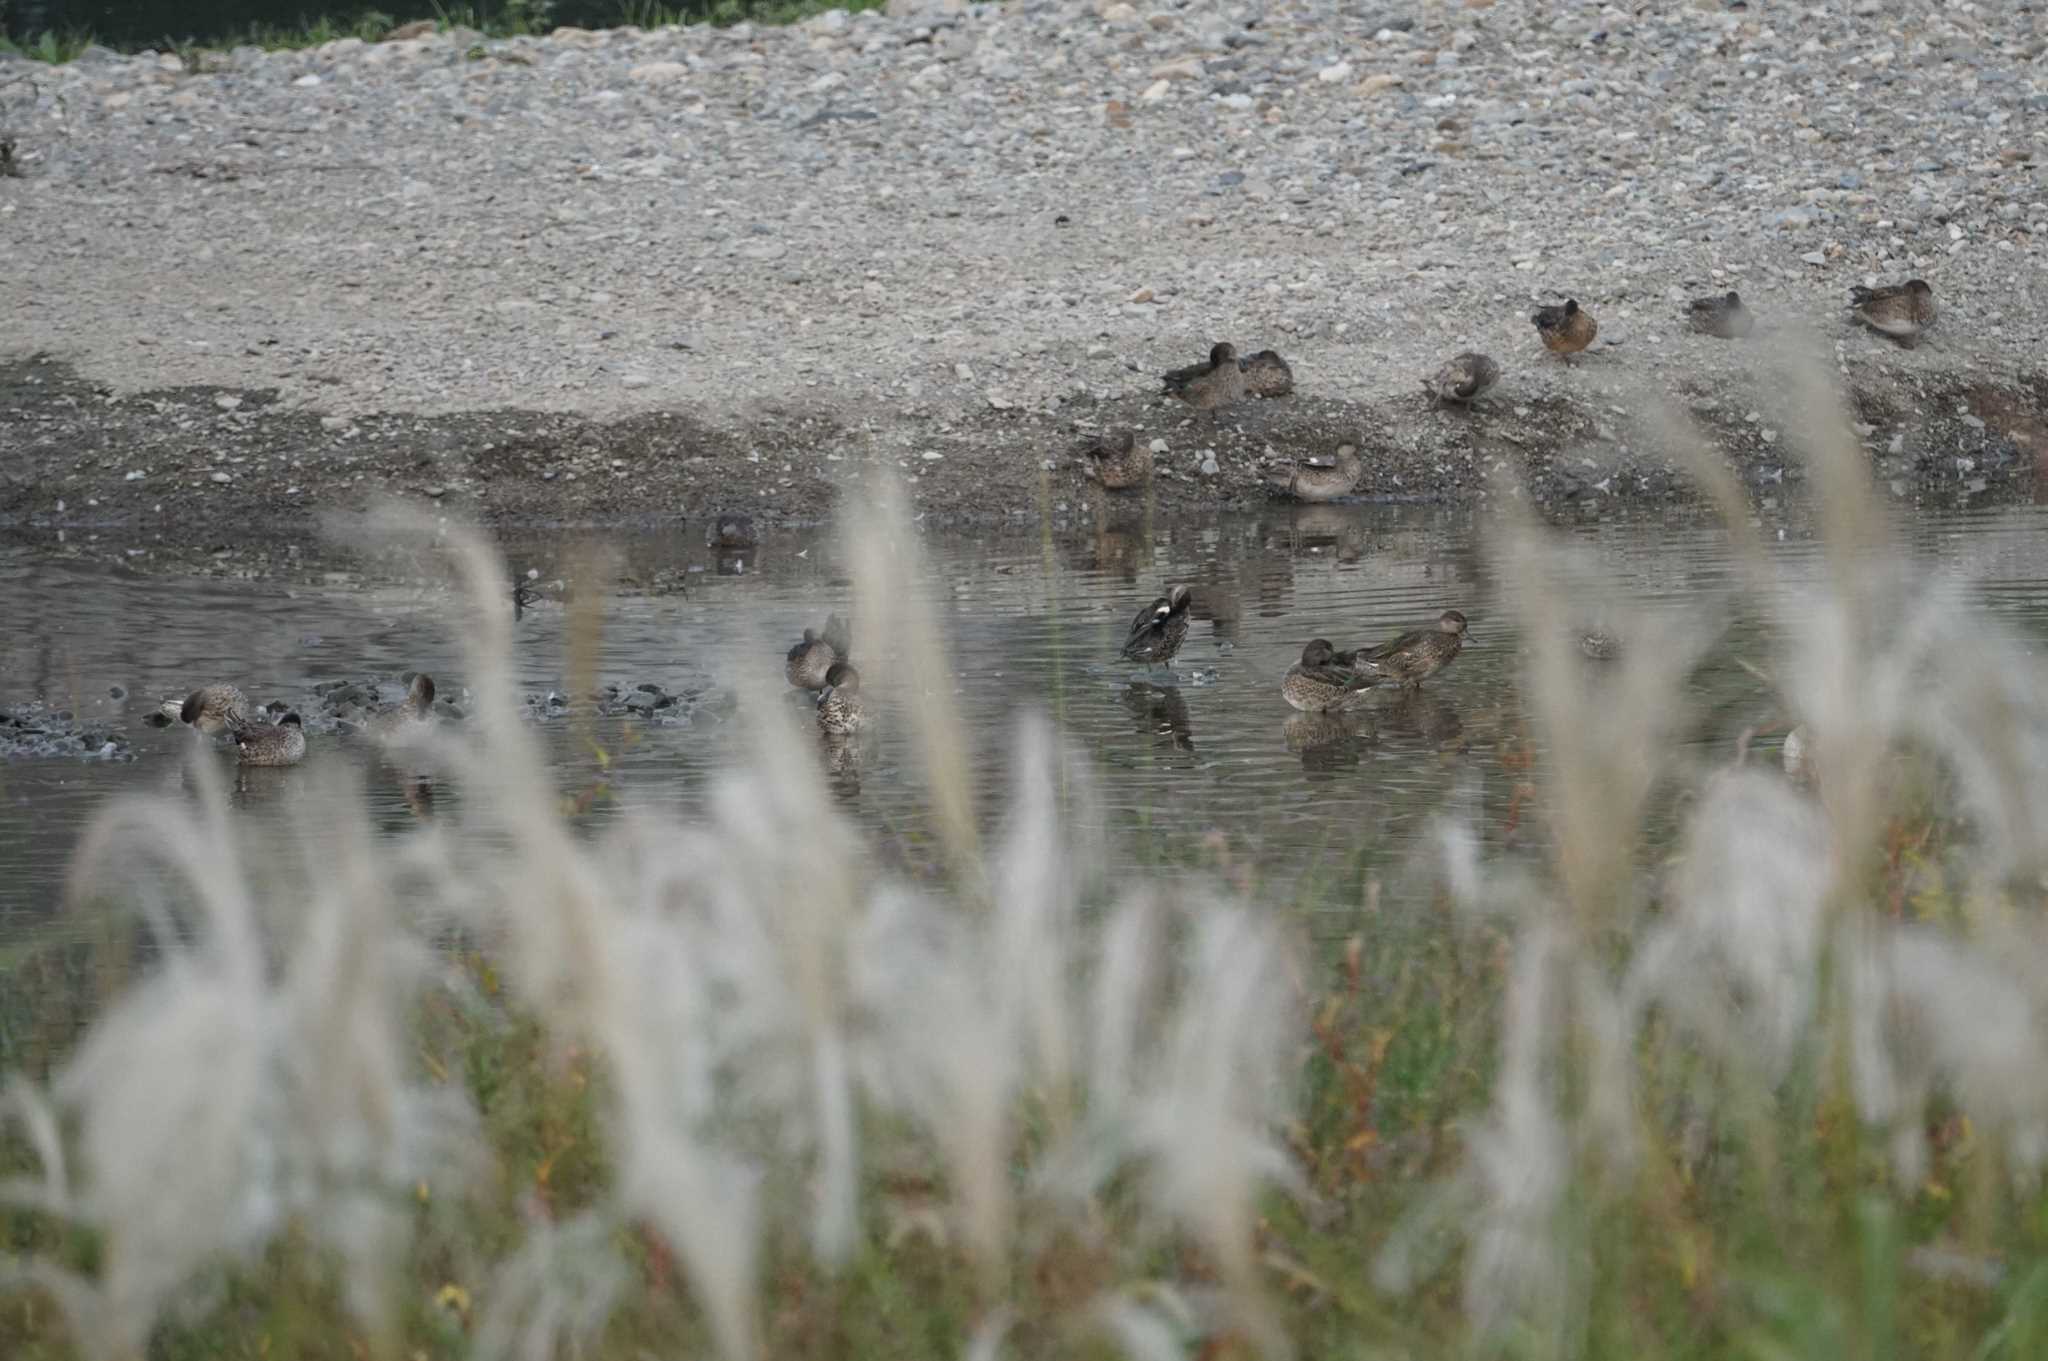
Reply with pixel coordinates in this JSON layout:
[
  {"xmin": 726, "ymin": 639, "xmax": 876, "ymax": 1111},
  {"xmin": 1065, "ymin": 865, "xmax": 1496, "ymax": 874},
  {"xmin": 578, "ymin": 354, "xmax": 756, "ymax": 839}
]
[
  {"xmin": 815, "ymin": 661, "xmax": 865, "ymax": 738},
  {"xmin": 1161, "ymin": 342, "xmax": 1247, "ymax": 412},
  {"xmin": 1240, "ymin": 349, "xmax": 1295, "ymax": 398},
  {"xmin": 1079, "ymin": 429, "xmax": 1153, "ymax": 491},
  {"xmin": 1120, "ymin": 584, "xmax": 1194, "ymax": 665},
  {"xmin": 1531, "ymin": 299, "xmax": 1598, "ymax": 360},
  {"xmin": 1850, "ymin": 280, "xmax": 1936, "ymax": 345},
  {"xmin": 233, "ymin": 712, "xmax": 305, "ymax": 767},
  {"xmin": 1687, "ymin": 290, "xmax": 1753, "ymax": 339},
  {"xmin": 1579, "ymin": 629, "xmax": 1621, "ymax": 662},
  {"xmin": 708, "ymin": 513, "xmax": 757, "ymax": 551},
  {"xmin": 1281, "ymin": 638, "xmax": 1378, "ymax": 713},
  {"xmin": 179, "ymin": 684, "xmax": 250, "ymax": 735},
  {"xmin": 1355, "ymin": 609, "xmax": 1470, "ymax": 689},
  {"xmin": 1425, "ymin": 352, "xmax": 1500, "ymax": 406},
  {"xmin": 371, "ymin": 673, "xmax": 437, "ymax": 739},
  {"xmin": 1264, "ymin": 446, "xmax": 1363, "ymax": 502},
  {"xmin": 786, "ymin": 613, "xmax": 851, "ymax": 690}
]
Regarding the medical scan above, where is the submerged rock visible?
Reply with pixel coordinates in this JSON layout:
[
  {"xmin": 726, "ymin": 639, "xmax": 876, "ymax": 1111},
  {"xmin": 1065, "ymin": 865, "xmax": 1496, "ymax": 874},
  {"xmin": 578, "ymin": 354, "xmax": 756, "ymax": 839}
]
[{"xmin": 0, "ymin": 703, "xmax": 134, "ymax": 761}]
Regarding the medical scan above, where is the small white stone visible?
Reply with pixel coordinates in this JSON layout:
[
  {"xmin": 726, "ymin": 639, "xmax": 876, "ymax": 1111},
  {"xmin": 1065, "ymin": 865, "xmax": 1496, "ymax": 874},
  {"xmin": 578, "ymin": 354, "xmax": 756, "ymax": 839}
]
[
  {"xmin": 621, "ymin": 374, "xmax": 652, "ymax": 389},
  {"xmin": 124, "ymin": 470, "xmax": 144, "ymax": 481},
  {"xmin": 1318, "ymin": 61, "xmax": 1352, "ymax": 83},
  {"xmin": 292, "ymin": 73, "xmax": 322, "ymax": 88},
  {"xmin": 215, "ymin": 394, "xmax": 242, "ymax": 411},
  {"xmin": 922, "ymin": 450, "xmax": 944, "ymax": 461},
  {"xmin": 1150, "ymin": 438, "xmax": 1169, "ymax": 453},
  {"xmin": 954, "ymin": 362, "xmax": 975, "ymax": 380},
  {"xmin": 211, "ymin": 471, "xmax": 231, "ymax": 484},
  {"xmin": 1142, "ymin": 78, "xmax": 1171, "ymax": 102},
  {"xmin": 628, "ymin": 61, "xmax": 690, "ymax": 83}
]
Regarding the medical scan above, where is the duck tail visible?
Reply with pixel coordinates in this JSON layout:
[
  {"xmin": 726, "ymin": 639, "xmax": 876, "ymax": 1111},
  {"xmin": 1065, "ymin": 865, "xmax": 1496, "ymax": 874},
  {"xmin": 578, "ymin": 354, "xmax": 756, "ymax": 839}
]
[
  {"xmin": 1848, "ymin": 285, "xmax": 1875, "ymax": 306},
  {"xmin": 1262, "ymin": 468, "xmax": 1296, "ymax": 496}
]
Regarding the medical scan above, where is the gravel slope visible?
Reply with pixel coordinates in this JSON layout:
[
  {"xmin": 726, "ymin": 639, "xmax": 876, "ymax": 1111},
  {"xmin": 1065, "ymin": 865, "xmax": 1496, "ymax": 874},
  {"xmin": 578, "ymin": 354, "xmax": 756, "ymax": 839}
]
[{"xmin": 1, "ymin": 0, "xmax": 2045, "ymax": 527}]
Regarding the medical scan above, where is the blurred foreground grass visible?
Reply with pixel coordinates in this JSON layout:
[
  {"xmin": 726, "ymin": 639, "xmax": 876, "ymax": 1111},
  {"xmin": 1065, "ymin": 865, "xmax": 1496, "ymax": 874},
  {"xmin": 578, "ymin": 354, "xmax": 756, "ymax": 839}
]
[{"xmin": 8, "ymin": 387, "xmax": 2048, "ymax": 1360}]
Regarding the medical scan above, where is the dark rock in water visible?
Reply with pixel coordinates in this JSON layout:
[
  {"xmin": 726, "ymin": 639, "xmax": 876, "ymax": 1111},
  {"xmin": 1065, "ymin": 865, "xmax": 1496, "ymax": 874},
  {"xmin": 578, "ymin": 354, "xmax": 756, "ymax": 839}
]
[
  {"xmin": 0, "ymin": 702, "xmax": 135, "ymax": 761},
  {"xmin": 145, "ymin": 711, "xmax": 174, "ymax": 728},
  {"xmin": 108, "ymin": 685, "xmax": 127, "ymax": 701}
]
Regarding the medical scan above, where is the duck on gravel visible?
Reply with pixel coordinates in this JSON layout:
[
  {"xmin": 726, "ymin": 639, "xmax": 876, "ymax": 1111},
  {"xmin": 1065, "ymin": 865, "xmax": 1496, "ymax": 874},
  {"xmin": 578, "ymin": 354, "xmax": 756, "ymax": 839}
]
[
  {"xmin": 1687, "ymin": 290, "xmax": 1754, "ymax": 339},
  {"xmin": 1239, "ymin": 349, "xmax": 1295, "ymax": 398},
  {"xmin": 1264, "ymin": 446, "xmax": 1363, "ymax": 502},
  {"xmin": 1532, "ymin": 298, "xmax": 1598, "ymax": 360},
  {"xmin": 1850, "ymin": 280, "xmax": 1936, "ymax": 345},
  {"xmin": 1161, "ymin": 342, "xmax": 1247, "ymax": 414},
  {"xmin": 1425, "ymin": 352, "xmax": 1500, "ymax": 407},
  {"xmin": 1079, "ymin": 429, "xmax": 1152, "ymax": 490}
]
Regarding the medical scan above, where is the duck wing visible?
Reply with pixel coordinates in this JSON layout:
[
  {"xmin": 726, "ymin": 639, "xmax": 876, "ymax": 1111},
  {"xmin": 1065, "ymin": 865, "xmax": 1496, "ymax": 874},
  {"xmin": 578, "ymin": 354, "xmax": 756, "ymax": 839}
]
[
  {"xmin": 1361, "ymin": 627, "xmax": 1430, "ymax": 662},
  {"xmin": 1121, "ymin": 599, "xmax": 1166, "ymax": 657}
]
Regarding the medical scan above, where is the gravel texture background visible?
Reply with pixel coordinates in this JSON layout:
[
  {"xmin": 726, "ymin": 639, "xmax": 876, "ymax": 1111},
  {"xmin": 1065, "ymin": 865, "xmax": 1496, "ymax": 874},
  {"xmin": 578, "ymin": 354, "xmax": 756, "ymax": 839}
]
[{"xmin": 2, "ymin": 0, "xmax": 2046, "ymax": 532}]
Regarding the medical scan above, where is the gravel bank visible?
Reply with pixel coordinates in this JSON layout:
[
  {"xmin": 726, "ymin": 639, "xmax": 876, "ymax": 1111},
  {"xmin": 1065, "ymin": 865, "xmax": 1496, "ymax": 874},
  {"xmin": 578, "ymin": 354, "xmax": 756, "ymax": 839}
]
[{"xmin": 2, "ymin": 0, "xmax": 2045, "ymax": 531}]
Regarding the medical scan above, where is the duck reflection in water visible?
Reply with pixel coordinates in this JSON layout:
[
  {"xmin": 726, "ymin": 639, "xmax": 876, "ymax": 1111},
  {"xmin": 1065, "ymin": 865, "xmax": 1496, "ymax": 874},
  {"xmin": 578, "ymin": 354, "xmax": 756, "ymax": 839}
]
[
  {"xmin": 1377, "ymin": 688, "xmax": 1464, "ymax": 749},
  {"xmin": 1121, "ymin": 682, "xmax": 1193, "ymax": 751},
  {"xmin": 1286, "ymin": 505, "xmax": 1369, "ymax": 564},
  {"xmin": 1283, "ymin": 710, "xmax": 1373, "ymax": 774},
  {"xmin": 822, "ymin": 732, "xmax": 863, "ymax": 797}
]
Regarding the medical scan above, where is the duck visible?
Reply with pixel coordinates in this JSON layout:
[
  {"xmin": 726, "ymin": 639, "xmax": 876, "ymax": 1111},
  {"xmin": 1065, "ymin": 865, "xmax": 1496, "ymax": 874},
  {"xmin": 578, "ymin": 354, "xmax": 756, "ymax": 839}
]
[
  {"xmin": 786, "ymin": 613, "xmax": 851, "ymax": 690},
  {"xmin": 815, "ymin": 661, "xmax": 865, "ymax": 738},
  {"xmin": 1425, "ymin": 352, "xmax": 1500, "ymax": 406},
  {"xmin": 1079, "ymin": 429, "xmax": 1153, "ymax": 491},
  {"xmin": 1687, "ymin": 290, "xmax": 1753, "ymax": 339},
  {"xmin": 1161, "ymin": 342, "xmax": 1247, "ymax": 412},
  {"xmin": 1355, "ymin": 609, "xmax": 1470, "ymax": 689},
  {"xmin": 1120, "ymin": 584, "xmax": 1194, "ymax": 665},
  {"xmin": 1531, "ymin": 298, "xmax": 1598, "ymax": 360},
  {"xmin": 1239, "ymin": 349, "xmax": 1295, "ymax": 398},
  {"xmin": 179, "ymin": 684, "xmax": 250, "ymax": 735},
  {"xmin": 371, "ymin": 672, "xmax": 437, "ymax": 739},
  {"xmin": 1281, "ymin": 639, "xmax": 1378, "ymax": 713},
  {"xmin": 708, "ymin": 513, "xmax": 757, "ymax": 551},
  {"xmin": 232, "ymin": 712, "xmax": 305, "ymax": 767},
  {"xmin": 1264, "ymin": 446, "xmax": 1363, "ymax": 502},
  {"xmin": 1850, "ymin": 280, "xmax": 1936, "ymax": 345}
]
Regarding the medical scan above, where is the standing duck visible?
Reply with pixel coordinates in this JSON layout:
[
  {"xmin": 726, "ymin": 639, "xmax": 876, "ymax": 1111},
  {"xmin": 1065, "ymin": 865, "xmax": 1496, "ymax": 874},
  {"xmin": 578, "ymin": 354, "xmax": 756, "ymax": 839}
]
[
  {"xmin": 1079, "ymin": 429, "xmax": 1153, "ymax": 491},
  {"xmin": 179, "ymin": 684, "xmax": 250, "ymax": 735},
  {"xmin": 1264, "ymin": 446, "xmax": 1363, "ymax": 502},
  {"xmin": 1532, "ymin": 299, "xmax": 1598, "ymax": 360},
  {"xmin": 1161, "ymin": 343, "xmax": 1247, "ymax": 413},
  {"xmin": 1240, "ymin": 349, "xmax": 1295, "ymax": 398},
  {"xmin": 1850, "ymin": 280, "xmax": 1936, "ymax": 345},
  {"xmin": 1281, "ymin": 639, "xmax": 1377, "ymax": 713},
  {"xmin": 707, "ymin": 513, "xmax": 757, "ymax": 551},
  {"xmin": 1425, "ymin": 352, "xmax": 1500, "ymax": 407},
  {"xmin": 371, "ymin": 673, "xmax": 437, "ymax": 739},
  {"xmin": 1687, "ymin": 291, "xmax": 1754, "ymax": 339},
  {"xmin": 786, "ymin": 613, "xmax": 851, "ymax": 691},
  {"xmin": 233, "ymin": 713, "xmax": 306, "ymax": 767},
  {"xmin": 815, "ymin": 662, "xmax": 865, "ymax": 738},
  {"xmin": 1356, "ymin": 609, "xmax": 1470, "ymax": 689},
  {"xmin": 1120, "ymin": 585, "xmax": 1194, "ymax": 665}
]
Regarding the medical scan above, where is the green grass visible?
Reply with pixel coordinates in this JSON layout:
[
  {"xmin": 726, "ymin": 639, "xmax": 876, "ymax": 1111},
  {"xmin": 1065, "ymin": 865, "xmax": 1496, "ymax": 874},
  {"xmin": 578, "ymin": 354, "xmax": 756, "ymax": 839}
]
[{"xmin": 0, "ymin": 0, "xmax": 885, "ymax": 63}]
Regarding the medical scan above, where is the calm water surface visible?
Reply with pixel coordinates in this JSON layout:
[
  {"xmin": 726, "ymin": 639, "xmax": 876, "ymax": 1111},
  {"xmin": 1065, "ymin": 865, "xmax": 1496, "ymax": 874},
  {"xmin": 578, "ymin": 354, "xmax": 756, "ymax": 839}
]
[{"xmin": 7, "ymin": 502, "xmax": 2048, "ymax": 963}]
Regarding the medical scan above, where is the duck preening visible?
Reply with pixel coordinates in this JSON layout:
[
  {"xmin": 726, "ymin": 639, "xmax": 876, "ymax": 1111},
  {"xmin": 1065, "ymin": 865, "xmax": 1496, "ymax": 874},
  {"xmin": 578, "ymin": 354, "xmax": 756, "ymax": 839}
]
[
  {"xmin": 1281, "ymin": 639, "xmax": 1377, "ymax": 713},
  {"xmin": 1161, "ymin": 342, "xmax": 1247, "ymax": 412},
  {"xmin": 1120, "ymin": 585, "xmax": 1194, "ymax": 665},
  {"xmin": 1532, "ymin": 298, "xmax": 1598, "ymax": 359},
  {"xmin": 1354, "ymin": 609, "xmax": 1470, "ymax": 689},
  {"xmin": 233, "ymin": 712, "xmax": 305, "ymax": 767},
  {"xmin": 786, "ymin": 613, "xmax": 852, "ymax": 691}
]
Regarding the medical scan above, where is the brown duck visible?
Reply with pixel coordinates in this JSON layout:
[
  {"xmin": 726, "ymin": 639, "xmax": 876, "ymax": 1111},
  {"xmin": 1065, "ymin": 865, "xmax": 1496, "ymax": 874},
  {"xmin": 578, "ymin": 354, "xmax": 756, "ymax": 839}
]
[
  {"xmin": 786, "ymin": 613, "xmax": 851, "ymax": 691},
  {"xmin": 1161, "ymin": 342, "xmax": 1247, "ymax": 412},
  {"xmin": 1532, "ymin": 299, "xmax": 1597, "ymax": 359},
  {"xmin": 1264, "ymin": 446, "xmax": 1362, "ymax": 502},
  {"xmin": 1355, "ymin": 609, "xmax": 1470, "ymax": 689},
  {"xmin": 815, "ymin": 661, "xmax": 866, "ymax": 738},
  {"xmin": 233, "ymin": 712, "xmax": 306, "ymax": 767},
  {"xmin": 1079, "ymin": 429, "xmax": 1153, "ymax": 490},
  {"xmin": 1687, "ymin": 290, "xmax": 1753, "ymax": 339},
  {"xmin": 1281, "ymin": 639, "xmax": 1377, "ymax": 713},
  {"xmin": 1850, "ymin": 280, "xmax": 1935, "ymax": 345},
  {"xmin": 179, "ymin": 684, "xmax": 250, "ymax": 735},
  {"xmin": 1425, "ymin": 352, "xmax": 1500, "ymax": 406},
  {"xmin": 1239, "ymin": 349, "xmax": 1295, "ymax": 398}
]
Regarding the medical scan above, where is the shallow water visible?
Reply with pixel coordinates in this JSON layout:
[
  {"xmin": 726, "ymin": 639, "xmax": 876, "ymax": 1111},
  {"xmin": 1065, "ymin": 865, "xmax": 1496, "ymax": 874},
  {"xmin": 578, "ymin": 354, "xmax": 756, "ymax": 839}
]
[{"xmin": 8, "ymin": 501, "xmax": 2048, "ymax": 970}]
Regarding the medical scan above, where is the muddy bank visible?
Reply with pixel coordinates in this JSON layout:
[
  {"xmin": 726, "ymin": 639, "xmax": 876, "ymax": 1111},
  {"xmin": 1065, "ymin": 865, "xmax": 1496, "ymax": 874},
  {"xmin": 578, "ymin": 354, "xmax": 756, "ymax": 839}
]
[{"xmin": 3, "ymin": 353, "xmax": 2042, "ymax": 565}]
